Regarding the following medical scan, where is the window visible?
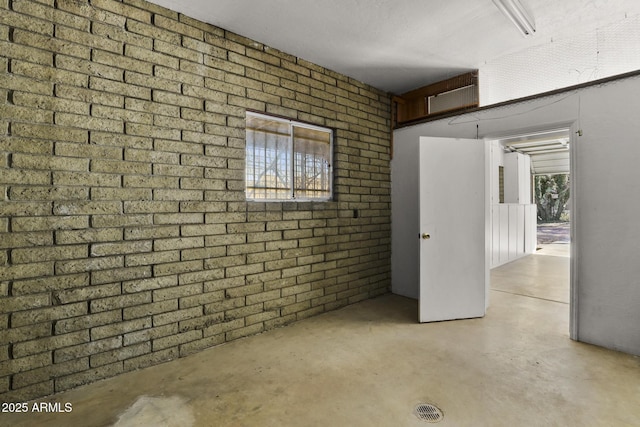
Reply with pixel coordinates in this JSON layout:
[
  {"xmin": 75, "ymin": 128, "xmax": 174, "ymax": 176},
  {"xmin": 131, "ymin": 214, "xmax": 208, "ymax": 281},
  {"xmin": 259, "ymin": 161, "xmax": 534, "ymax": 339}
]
[
  {"xmin": 499, "ymin": 166, "xmax": 505, "ymax": 203},
  {"xmin": 245, "ymin": 112, "xmax": 332, "ymax": 201}
]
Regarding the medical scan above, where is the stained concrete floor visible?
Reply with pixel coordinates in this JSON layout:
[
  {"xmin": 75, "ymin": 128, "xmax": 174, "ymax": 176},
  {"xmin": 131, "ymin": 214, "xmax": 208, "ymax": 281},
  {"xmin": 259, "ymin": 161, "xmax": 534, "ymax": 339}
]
[
  {"xmin": 3, "ymin": 247, "xmax": 640, "ymax": 427},
  {"xmin": 492, "ymin": 243, "xmax": 570, "ymax": 304}
]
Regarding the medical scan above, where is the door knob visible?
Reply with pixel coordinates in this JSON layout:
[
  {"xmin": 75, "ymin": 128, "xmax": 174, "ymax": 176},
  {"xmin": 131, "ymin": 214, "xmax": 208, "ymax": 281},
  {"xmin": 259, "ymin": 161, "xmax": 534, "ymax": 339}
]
[{"xmin": 422, "ymin": 233, "xmax": 431, "ymax": 240}]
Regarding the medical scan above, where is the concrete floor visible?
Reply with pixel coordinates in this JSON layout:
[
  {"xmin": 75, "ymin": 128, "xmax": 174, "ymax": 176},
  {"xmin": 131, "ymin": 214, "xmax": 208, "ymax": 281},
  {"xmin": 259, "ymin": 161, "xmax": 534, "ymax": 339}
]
[
  {"xmin": 4, "ymin": 247, "xmax": 640, "ymax": 427},
  {"xmin": 492, "ymin": 243, "xmax": 570, "ymax": 304}
]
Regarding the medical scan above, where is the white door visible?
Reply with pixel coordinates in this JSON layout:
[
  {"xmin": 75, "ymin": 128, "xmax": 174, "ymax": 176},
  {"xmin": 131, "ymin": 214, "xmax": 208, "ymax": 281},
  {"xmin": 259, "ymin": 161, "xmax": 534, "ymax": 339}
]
[{"xmin": 419, "ymin": 136, "xmax": 489, "ymax": 322}]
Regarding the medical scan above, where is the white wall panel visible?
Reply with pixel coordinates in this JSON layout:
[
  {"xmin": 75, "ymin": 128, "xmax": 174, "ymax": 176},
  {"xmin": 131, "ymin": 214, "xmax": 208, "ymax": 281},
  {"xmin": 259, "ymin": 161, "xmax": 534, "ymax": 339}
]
[
  {"xmin": 393, "ymin": 73, "xmax": 640, "ymax": 356},
  {"xmin": 480, "ymin": 15, "xmax": 640, "ymax": 106}
]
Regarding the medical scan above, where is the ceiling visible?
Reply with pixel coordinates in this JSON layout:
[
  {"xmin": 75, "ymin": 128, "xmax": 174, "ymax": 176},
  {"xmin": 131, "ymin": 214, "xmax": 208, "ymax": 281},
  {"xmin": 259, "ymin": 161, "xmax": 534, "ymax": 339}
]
[
  {"xmin": 147, "ymin": 0, "xmax": 640, "ymax": 94},
  {"xmin": 499, "ymin": 129, "xmax": 570, "ymax": 175}
]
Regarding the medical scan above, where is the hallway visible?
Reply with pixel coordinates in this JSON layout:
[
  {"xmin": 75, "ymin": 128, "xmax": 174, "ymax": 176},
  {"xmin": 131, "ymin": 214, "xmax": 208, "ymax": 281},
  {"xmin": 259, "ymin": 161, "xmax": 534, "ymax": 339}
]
[
  {"xmin": 3, "ymin": 249, "xmax": 639, "ymax": 427},
  {"xmin": 492, "ymin": 243, "xmax": 570, "ymax": 303}
]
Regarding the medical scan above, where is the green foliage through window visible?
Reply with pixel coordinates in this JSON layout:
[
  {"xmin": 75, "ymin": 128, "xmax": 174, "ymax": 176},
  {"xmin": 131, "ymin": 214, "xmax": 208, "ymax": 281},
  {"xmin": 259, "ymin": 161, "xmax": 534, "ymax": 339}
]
[{"xmin": 535, "ymin": 174, "xmax": 570, "ymax": 222}]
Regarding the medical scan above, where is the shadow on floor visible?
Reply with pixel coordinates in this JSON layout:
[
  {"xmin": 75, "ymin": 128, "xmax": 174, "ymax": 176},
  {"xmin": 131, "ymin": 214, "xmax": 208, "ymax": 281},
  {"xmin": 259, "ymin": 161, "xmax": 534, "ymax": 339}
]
[
  {"xmin": 537, "ymin": 222, "xmax": 570, "ymax": 244},
  {"xmin": 5, "ymin": 253, "xmax": 640, "ymax": 427}
]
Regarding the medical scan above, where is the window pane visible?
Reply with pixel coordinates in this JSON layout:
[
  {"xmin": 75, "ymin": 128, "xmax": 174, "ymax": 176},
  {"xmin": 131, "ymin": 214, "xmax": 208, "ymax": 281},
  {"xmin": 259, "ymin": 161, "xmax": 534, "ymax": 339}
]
[
  {"xmin": 246, "ymin": 116, "xmax": 291, "ymax": 200},
  {"xmin": 293, "ymin": 126, "xmax": 331, "ymax": 200}
]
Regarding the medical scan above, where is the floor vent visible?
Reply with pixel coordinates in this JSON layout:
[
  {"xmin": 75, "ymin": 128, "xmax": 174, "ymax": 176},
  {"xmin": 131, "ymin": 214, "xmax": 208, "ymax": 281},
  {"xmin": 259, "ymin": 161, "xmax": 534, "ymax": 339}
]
[{"xmin": 414, "ymin": 403, "xmax": 444, "ymax": 423}]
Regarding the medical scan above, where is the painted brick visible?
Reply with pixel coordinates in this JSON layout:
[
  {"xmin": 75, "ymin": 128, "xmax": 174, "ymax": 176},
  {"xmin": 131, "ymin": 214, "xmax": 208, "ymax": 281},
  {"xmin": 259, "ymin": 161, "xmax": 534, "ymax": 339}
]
[
  {"xmin": 154, "ymin": 39, "xmax": 202, "ymax": 63},
  {"xmin": 124, "ymin": 225, "xmax": 179, "ymax": 241},
  {"xmin": 153, "ymin": 260, "xmax": 203, "ymax": 277},
  {"xmin": 123, "ymin": 276, "xmax": 177, "ymax": 294},
  {"xmin": 12, "ymin": 122, "xmax": 88, "ymax": 143},
  {"xmin": 125, "ymin": 44, "xmax": 179, "ymax": 70},
  {"xmin": 90, "ymin": 76, "xmax": 151, "ymax": 100},
  {"xmin": 179, "ymin": 290, "xmax": 224, "ymax": 310},
  {"xmin": 92, "ymin": 23, "xmax": 149, "ymax": 48},
  {"xmin": 91, "ymin": 132, "xmax": 152, "ymax": 150},
  {"xmin": 153, "ymin": 306, "xmax": 202, "ymax": 327},
  {"xmin": 1, "ymin": 381, "xmax": 54, "ymax": 402},
  {"xmin": 226, "ymin": 323, "xmax": 263, "ymax": 341},
  {"xmin": 55, "ymin": 229, "xmax": 122, "ymax": 245},
  {"xmin": 264, "ymin": 314, "xmax": 296, "ymax": 330},
  {"xmin": 53, "ymin": 284, "xmax": 120, "ymax": 304},
  {"xmin": 205, "ymin": 33, "xmax": 245, "ymax": 55},
  {"xmin": 91, "ymin": 317, "xmax": 152, "ymax": 344},
  {"xmin": 125, "ymin": 250, "xmax": 179, "ymax": 268},
  {"xmin": 152, "ymin": 330, "xmax": 202, "ymax": 351},
  {"xmin": 126, "ymin": 123, "xmax": 180, "ymax": 140},
  {"xmin": 56, "ymin": 25, "xmax": 122, "ymax": 53},
  {"xmin": 91, "ymin": 214, "xmax": 153, "ymax": 228},
  {"xmin": 154, "ymin": 65, "xmax": 203, "ymax": 87},
  {"xmin": 178, "ymin": 334, "xmax": 224, "ymax": 357},
  {"xmin": 55, "ymin": 362, "xmax": 123, "ymax": 393},
  {"xmin": 55, "ymin": 256, "xmax": 123, "ymax": 275},
  {"xmin": 0, "ymin": 262, "xmax": 53, "ymax": 282},
  {"xmin": 0, "ymin": 231, "xmax": 53, "ymax": 250},
  {"xmin": 90, "ymin": 292, "xmax": 151, "ymax": 315},
  {"xmin": 126, "ymin": 20, "xmax": 181, "ymax": 44},
  {"xmin": 0, "ymin": 355, "xmax": 51, "ymax": 391},
  {"xmin": 55, "ymin": 84, "xmax": 123, "ymax": 108},
  {"xmin": 55, "ymin": 142, "xmax": 121, "ymax": 160},
  {"xmin": 12, "ymin": 273, "xmax": 88, "ymax": 297},
  {"xmin": 0, "ymin": 9, "xmax": 53, "ymax": 34},
  {"xmin": 55, "ymin": 310, "xmax": 121, "ymax": 335},
  {"xmin": 0, "ymin": 322, "xmax": 50, "ymax": 346},
  {"xmin": 0, "ymin": 0, "xmax": 391, "ymax": 401},
  {"xmin": 90, "ymin": 342, "xmax": 151, "ymax": 368},
  {"xmin": 9, "ymin": 186, "xmax": 88, "ymax": 201},
  {"xmin": 91, "ymin": 158, "xmax": 150, "ymax": 175},
  {"xmin": 91, "ymin": 49, "xmax": 152, "ymax": 75},
  {"xmin": 92, "ymin": 104, "xmax": 153, "ymax": 125},
  {"xmin": 123, "ymin": 347, "xmax": 178, "ymax": 372},
  {"xmin": 181, "ymin": 37, "xmax": 225, "ymax": 60},
  {"xmin": 56, "ymin": 55, "xmax": 124, "ymax": 81},
  {"xmin": 0, "ymin": 39, "xmax": 53, "ymax": 66},
  {"xmin": 53, "ymin": 201, "xmax": 122, "ymax": 216},
  {"xmin": 11, "ymin": 303, "xmax": 87, "ymax": 327},
  {"xmin": 0, "ymin": 74, "xmax": 51, "ymax": 97},
  {"xmin": 91, "ymin": 266, "xmax": 151, "ymax": 286},
  {"xmin": 54, "ymin": 337, "xmax": 122, "ymax": 363},
  {"xmin": 153, "ymin": 283, "xmax": 202, "ymax": 302},
  {"xmin": 123, "ymin": 299, "xmax": 177, "ymax": 321},
  {"xmin": 124, "ymin": 148, "xmax": 179, "ymax": 164},
  {"xmin": 153, "ymin": 15, "xmax": 203, "ymax": 40},
  {"xmin": 12, "ymin": 245, "xmax": 86, "ymax": 264},
  {"xmin": 202, "ymin": 319, "xmax": 244, "ymax": 338},
  {"xmin": 91, "ymin": 0, "xmax": 151, "ymax": 23}
]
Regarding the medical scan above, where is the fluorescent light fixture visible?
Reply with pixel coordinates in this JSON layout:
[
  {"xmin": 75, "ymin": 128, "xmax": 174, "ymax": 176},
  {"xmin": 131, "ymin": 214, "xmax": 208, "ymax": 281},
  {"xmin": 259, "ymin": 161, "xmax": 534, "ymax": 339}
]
[{"xmin": 492, "ymin": 0, "xmax": 536, "ymax": 36}]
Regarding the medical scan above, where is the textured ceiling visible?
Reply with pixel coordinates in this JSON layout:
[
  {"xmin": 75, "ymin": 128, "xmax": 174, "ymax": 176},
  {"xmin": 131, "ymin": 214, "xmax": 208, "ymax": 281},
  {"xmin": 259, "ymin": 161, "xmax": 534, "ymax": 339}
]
[{"xmin": 146, "ymin": 0, "xmax": 640, "ymax": 94}]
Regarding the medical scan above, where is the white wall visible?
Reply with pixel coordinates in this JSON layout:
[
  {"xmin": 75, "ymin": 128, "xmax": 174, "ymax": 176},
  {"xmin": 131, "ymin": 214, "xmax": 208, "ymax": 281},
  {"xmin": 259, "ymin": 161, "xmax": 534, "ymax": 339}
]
[
  {"xmin": 491, "ymin": 203, "xmax": 536, "ymax": 268},
  {"xmin": 390, "ymin": 135, "xmax": 420, "ymax": 299},
  {"xmin": 392, "ymin": 74, "xmax": 640, "ymax": 356},
  {"xmin": 480, "ymin": 14, "xmax": 640, "ymax": 105},
  {"xmin": 503, "ymin": 152, "xmax": 531, "ymax": 204}
]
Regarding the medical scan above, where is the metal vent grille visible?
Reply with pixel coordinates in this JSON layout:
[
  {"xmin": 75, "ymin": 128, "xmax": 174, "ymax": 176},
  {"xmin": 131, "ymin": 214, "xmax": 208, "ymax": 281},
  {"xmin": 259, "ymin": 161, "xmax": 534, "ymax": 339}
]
[
  {"xmin": 428, "ymin": 85, "xmax": 478, "ymax": 115},
  {"xmin": 414, "ymin": 403, "xmax": 444, "ymax": 423}
]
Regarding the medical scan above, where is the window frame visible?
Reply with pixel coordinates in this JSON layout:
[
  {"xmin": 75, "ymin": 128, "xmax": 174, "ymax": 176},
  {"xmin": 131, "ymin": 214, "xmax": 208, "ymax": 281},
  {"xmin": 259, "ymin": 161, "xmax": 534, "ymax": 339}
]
[{"xmin": 245, "ymin": 111, "xmax": 334, "ymax": 202}]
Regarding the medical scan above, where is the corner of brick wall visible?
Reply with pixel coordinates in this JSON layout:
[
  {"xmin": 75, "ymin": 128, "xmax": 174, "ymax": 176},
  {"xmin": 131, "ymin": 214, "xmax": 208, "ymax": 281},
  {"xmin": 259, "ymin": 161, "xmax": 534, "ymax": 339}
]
[{"xmin": 0, "ymin": 0, "xmax": 391, "ymax": 401}]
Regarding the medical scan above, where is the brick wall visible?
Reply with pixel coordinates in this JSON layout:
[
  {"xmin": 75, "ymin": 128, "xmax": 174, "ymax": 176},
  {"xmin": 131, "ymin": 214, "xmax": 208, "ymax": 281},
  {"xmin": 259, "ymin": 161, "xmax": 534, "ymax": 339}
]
[{"xmin": 0, "ymin": 0, "xmax": 391, "ymax": 401}]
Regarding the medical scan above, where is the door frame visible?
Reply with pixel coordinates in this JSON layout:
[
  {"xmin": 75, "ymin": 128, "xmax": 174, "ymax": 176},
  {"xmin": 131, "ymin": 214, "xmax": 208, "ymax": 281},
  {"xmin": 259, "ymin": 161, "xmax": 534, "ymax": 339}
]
[{"xmin": 483, "ymin": 122, "xmax": 577, "ymax": 340}]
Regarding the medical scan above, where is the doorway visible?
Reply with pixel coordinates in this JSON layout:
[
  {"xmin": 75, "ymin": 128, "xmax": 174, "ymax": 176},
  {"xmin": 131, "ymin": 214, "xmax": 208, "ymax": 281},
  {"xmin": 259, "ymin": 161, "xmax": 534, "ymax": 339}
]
[
  {"xmin": 488, "ymin": 127, "xmax": 573, "ymax": 332},
  {"xmin": 390, "ymin": 125, "xmax": 576, "ymax": 336}
]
